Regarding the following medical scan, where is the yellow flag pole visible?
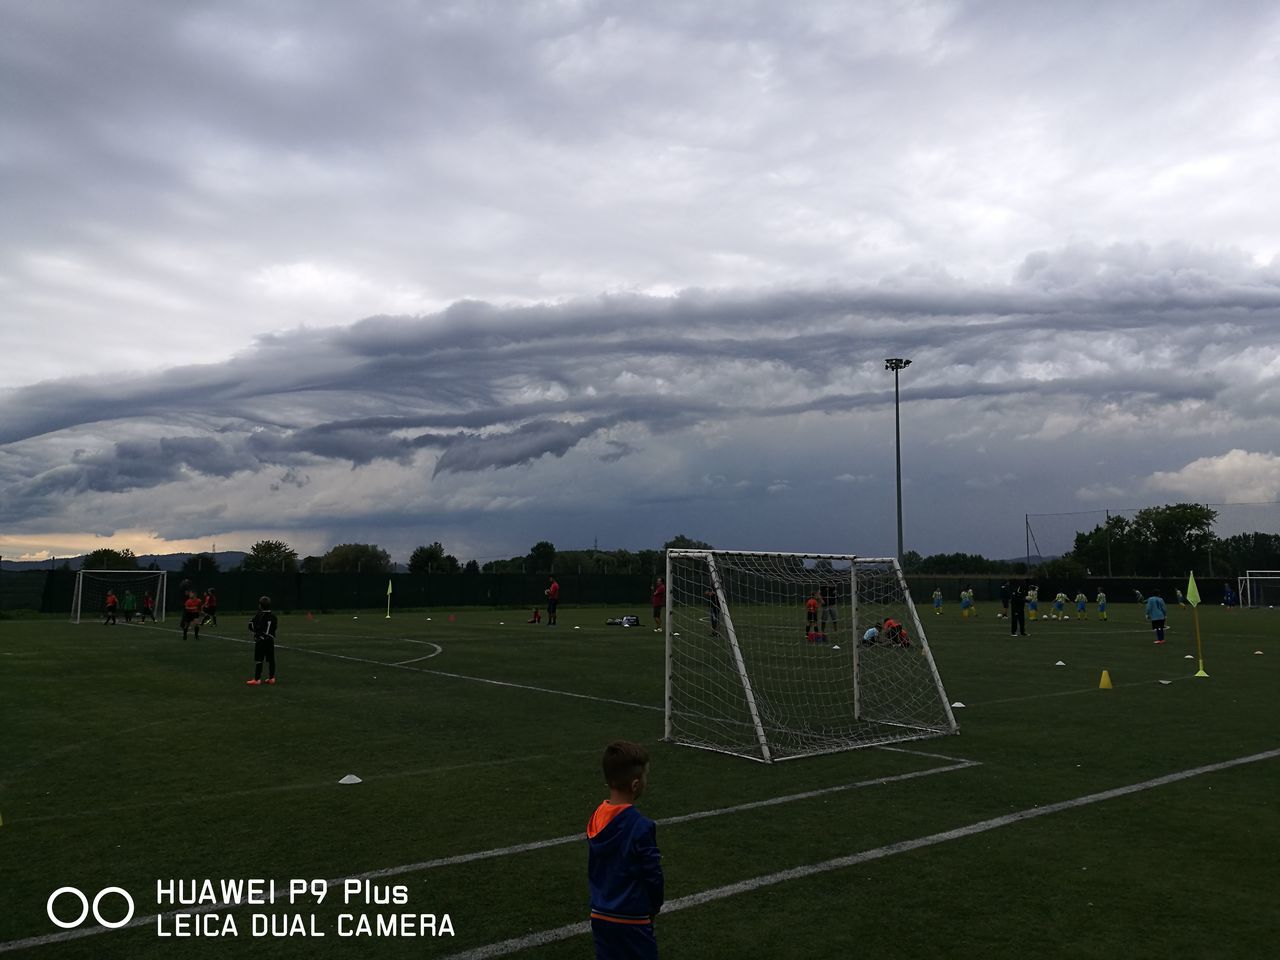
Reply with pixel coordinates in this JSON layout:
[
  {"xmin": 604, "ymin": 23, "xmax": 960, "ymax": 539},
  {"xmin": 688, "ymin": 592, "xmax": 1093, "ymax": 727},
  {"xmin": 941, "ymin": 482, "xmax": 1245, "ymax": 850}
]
[
  {"xmin": 1192, "ymin": 606, "xmax": 1208, "ymax": 677},
  {"xmin": 1187, "ymin": 571, "xmax": 1208, "ymax": 678}
]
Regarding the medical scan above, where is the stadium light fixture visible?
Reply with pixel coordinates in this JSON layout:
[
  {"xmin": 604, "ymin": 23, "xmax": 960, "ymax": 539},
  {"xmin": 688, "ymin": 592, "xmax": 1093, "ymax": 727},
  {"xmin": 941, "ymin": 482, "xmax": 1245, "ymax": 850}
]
[{"xmin": 884, "ymin": 358, "xmax": 912, "ymax": 560}]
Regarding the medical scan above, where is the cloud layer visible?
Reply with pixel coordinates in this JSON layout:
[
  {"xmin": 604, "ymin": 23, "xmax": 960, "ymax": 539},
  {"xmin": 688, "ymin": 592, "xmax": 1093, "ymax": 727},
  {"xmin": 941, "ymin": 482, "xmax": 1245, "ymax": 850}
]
[
  {"xmin": 3, "ymin": 2, "xmax": 1280, "ymax": 559},
  {"xmin": 3, "ymin": 243, "xmax": 1279, "ymax": 559}
]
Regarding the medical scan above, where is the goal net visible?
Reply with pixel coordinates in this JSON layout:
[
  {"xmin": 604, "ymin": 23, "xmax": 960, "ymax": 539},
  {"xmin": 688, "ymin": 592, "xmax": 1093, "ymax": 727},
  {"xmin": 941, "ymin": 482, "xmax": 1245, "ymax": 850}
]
[
  {"xmin": 1239, "ymin": 571, "xmax": 1280, "ymax": 607},
  {"xmin": 664, "ymin": 550, "xmax": 957, "ymax": 763},
  {"xmin": 71, "ymin": 570, "xmax": 167, "ymax": 623}
]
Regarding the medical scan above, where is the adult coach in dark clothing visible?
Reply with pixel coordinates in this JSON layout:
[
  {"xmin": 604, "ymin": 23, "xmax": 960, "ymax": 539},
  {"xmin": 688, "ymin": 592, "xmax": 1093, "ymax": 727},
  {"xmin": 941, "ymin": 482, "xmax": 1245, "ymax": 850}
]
[{"xmin": 1010, "ymin": 580, "xmax": 1028, "ymax": 636}]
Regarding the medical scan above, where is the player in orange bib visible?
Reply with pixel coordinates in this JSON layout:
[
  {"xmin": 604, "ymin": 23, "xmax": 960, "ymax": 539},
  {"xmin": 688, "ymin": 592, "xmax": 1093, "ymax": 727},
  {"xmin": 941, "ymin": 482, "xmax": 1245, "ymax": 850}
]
[{"xmin": 180, "ymin": 590, "xmax": 203, "ymax": 640}]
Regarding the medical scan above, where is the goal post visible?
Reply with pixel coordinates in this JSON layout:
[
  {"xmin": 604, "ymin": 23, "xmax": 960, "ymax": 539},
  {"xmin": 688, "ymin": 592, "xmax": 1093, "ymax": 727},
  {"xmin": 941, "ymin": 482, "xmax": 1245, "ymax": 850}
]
[
  {"xmin": 1239, "ymin": 570, "xmax": 1280, "ymax": 608},
  {"xmin": 664, "ymin": 550, "xmax": 957, "ymax": 763},
  {"xmin": 71, "ymin": 570, "xmax": 168, "ymax": 623}
]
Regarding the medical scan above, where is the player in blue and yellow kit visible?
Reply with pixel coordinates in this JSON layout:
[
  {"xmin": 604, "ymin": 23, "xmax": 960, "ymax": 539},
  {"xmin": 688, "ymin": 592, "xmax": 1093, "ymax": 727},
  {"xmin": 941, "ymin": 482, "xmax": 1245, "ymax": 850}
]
[{"xmin": 587, "ymin": 741, "xmax": 664, "ymax": 959}]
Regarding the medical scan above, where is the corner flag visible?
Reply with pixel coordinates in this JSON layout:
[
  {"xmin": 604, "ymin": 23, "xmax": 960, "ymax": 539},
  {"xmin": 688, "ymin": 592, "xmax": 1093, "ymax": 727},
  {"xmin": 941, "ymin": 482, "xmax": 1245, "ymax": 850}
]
[
  {"xmin": 1187, "ymin": 571, "xmax": 1208, "ymax": 677},
  {"xmin": 386, "ymin": 579, "xmax": 393, "ymax": 597},
  {"xmin": 385, "ymin": 578, "xmax": 393, "ymax": 619}
]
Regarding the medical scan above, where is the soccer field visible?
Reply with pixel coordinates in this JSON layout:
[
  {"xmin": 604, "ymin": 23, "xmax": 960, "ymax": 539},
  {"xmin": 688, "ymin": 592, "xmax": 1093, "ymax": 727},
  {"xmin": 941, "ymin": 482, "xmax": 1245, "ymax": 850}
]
[{"xmin": 1, "ymin": 603, "xmax": 1277, "ymax": 959}]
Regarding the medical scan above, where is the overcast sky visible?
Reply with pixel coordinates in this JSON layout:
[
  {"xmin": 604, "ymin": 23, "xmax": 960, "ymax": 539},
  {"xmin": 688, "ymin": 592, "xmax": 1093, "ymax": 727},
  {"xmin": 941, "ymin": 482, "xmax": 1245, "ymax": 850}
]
[{"xmin": 2, "ymin": 0, "xmax": 1279, "ymax": 565}]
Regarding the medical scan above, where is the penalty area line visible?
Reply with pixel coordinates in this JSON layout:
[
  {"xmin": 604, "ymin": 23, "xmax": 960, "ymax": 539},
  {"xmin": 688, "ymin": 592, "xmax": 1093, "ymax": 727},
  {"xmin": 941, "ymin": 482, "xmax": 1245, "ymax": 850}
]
[
  {"xmin": 437, "ymin": 746, "xmax": 1280, "ymax": 960},
  {"xmin": 0, "ymin": 760, "xmax": 976, "ymax": 954},
  {"xmin": 132, "ymin": 623, "xmax": 660, "ymax": 714}
]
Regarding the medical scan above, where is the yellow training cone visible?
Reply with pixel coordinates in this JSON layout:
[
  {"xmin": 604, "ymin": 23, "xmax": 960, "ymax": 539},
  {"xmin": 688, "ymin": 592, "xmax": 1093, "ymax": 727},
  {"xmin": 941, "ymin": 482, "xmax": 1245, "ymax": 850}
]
[{"xmin": 1099, "ymin": 670, "xmax": 1113, "ymax": 690}]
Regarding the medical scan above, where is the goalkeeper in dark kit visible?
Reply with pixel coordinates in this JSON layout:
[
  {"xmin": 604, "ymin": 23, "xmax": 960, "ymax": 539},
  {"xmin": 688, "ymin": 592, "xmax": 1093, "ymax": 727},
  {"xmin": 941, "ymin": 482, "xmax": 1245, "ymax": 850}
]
[{"xmin": 245, "ymin": 596, "xmax": 279, "ymax": 686}]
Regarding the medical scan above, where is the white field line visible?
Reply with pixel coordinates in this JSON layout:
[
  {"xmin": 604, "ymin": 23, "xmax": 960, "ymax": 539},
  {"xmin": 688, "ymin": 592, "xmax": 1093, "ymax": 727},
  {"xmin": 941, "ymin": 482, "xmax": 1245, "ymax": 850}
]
[
  {"xmin": 133, "ymin": 623, "xmax": 661, "ymax": 713},
  {"xmin": 392, "ymin": 641, "xmax": 443, "ymax": 665},
  {"xmin": 978, "ymin": 674, "xmax": 1198, "ymax": 706},
  {"xmin": 0, "ymin": 760, "xmax": 977, "ymax": 954},
  {"xmin": 437, "ymin": 746, "xmax": 1280, "ymax": 960}
]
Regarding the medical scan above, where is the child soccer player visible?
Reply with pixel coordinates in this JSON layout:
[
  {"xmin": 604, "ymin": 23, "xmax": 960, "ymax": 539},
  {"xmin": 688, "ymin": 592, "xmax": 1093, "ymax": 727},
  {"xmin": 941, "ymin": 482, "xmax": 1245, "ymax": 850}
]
[
  {"xmin": 932, "ymin": 587, "xmax": 943, "ymax": 616},
  {"xmin": 804, "ymin": 592, "xmax": 819, "ymax": 637},
  {"xmin": 180, "ymin": 589, "xmax": 203, "ymax": 640},
  {"xmin": 1175, "ymin": 588, "xmax": 1185, "ymax": 608},
  {"xmin": 1096, "ymin": 589, "xmax": 1108, "ymax": 621},
  {"xmin": 1027, "ymin": 585, "xmax": 1039, "ymax": 620},
  {"xmin": 201, "ymin": 587, "xmax": 218, "ymax": 626},
  {"xmin": 587, "ymin": 741, "xmax": 663, "ymax": 960},
  {"xmin": 1053, "ymin": 591, "xmax": 1068, "ymax": 619},
  {"xmin": 103, "ymin": 590, "xmax": 118, "ymax": 626},
  {"xmin": 861, "ymin": 622, "xmax": 881, "ymax": 646},
  {"xmin": 1145, "ymin": 591, "xmax": 1168, "ymax": 644},
  {"xmin": 651, "ymin": 578, "xmax": 665, "ymax": 633},
  {"xmin": 883, "ymin": 617, "xmax": 911, "ymax": 647},
  {"xmin": 527, "ymin": 608, "xmax": 542, "ymax": 624},
  {"xmin": 140, "ymin": 591, "xmax": 155, "ymax": 623},
  {"xmin": 1075, "ymin": 591, "xmax": 1088, "ymax": 619},
  {"xmin": 122, "ymin": 590, "xmax": 137, "ymax": 623},
  {"xmin": 959, "ymin": 588, "xmax": 973, "ymax": 620},
  {"xmin": 246, "ymin": 595, "xmax": 278, "ymax": 685}
]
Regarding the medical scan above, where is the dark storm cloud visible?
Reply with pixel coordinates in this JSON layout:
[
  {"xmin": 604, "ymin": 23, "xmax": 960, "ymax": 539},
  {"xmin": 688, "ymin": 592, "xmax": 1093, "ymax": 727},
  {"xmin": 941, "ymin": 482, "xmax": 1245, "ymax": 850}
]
[{"xmin": 3, "ymin": 242, "xmax": 1279, "ymax": 533}]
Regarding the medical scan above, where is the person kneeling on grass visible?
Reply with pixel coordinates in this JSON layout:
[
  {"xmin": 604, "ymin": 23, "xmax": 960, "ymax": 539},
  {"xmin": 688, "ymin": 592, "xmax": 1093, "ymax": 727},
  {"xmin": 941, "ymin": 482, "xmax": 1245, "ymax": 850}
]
[
  {"xmin": 863, "ymin": 617, "xmax": 910, "ymax": 647},
  {"xmin": 528, "ymin": 608, "xmax": 542, "ymax": 624},
  {"xmin": 246, "ymin": 595, "xmax": 278, "ymax": 686}
]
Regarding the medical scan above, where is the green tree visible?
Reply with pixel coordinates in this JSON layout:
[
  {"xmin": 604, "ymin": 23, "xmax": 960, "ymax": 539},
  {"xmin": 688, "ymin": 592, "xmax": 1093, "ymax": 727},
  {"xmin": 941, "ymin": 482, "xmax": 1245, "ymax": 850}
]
[
  {"xmin": 900, "ymin": 550, "xmax": 924, "ymax": 572},
  {"xmin": 180, "ymin": 553, "xmax": 220, "ymax": 577},
  {"xmin": 409, "ymin": 542, "xmax": 460, "ymax": 574},
  {"xmin": 242, "ymin": 539, "xmax": 299, "ymax": 573},
  {"xmin": 322, "ymin": 543, "xmax": 391, "ymax": 573},
  {"xmin": 463, "ymin": 559, "xmax": 480, "ymax": 575},
  {"xmin": 1219, "ymin": 532, "xmax": 1280, "ymax": 577},
  {"xmin": 1128, "ymin": 503, "xmax": 1217, "ymax": 576},
  {"xmin": 81, "ymin": 548, "xmax": 139, "ymax": 570},
  {"xmin": 663, "ymin": 534, "xmax": 713, "ymax": 551},
  {"xmin": 527, "ymin": 541, "xmax": 557, "ymax": 573},
  {"xmin": 300, "ymin": 555, "xmax": 323, "ymax": 574}
]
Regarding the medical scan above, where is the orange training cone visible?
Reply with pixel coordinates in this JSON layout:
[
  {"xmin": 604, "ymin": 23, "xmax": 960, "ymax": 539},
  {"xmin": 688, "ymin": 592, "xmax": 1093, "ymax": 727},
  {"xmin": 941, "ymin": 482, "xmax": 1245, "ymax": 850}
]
[{"xmin": 1099, "ymin": 669, "xmax": 1113, "ymax": 690}]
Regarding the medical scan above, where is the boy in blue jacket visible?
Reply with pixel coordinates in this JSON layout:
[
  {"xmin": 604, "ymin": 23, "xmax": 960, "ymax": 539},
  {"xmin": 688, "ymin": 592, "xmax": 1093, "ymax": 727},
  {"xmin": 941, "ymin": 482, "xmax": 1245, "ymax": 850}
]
[{"xmin": 587, "ymin": 740, "xmax": 664, "ymax": 959}]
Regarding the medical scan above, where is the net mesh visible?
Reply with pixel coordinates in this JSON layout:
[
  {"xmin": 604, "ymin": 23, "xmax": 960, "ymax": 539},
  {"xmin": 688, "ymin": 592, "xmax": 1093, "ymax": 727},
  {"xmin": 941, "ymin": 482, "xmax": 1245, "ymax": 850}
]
[
  {"xmin": 71, "ymin": 570, "xmax": 166, "ymax": 623},
  {"xmin": 1239, "ymin": 572, "xmax": 1280, "ymax": 607},
  {"xmin": 666, "ymin": 551, "xmax": 955, "ymax": 762}
]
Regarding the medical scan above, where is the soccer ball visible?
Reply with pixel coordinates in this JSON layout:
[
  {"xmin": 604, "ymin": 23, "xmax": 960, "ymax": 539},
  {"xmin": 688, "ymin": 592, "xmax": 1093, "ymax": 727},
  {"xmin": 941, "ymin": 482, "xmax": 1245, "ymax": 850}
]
[{"xmin": 544, "ymin": 589, "xmax": 550, "ymax": 597}]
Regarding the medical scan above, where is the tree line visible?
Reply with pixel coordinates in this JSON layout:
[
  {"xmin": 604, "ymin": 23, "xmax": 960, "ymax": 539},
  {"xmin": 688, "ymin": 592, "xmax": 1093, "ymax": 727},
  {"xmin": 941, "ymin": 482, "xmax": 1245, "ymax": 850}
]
[
  {"xmin": 68, "ymin": 507, "xmax": 1276, "ymax": 579},
  {"xmin": 72, "ymin": 534, "xmax": 716, "ymax": 576}
]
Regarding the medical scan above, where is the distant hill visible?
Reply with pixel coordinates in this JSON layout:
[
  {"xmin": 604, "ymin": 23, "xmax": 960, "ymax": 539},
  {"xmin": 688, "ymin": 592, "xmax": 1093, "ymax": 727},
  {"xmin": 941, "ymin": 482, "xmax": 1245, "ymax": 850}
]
[{"xmin": 1, "ymin": 551, "xmax": 247, "ymax": 572}]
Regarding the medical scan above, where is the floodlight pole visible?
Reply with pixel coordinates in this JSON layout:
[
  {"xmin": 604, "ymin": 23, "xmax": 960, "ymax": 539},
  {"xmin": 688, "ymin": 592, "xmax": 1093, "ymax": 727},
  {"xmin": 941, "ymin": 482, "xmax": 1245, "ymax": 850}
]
[{"xmin": 885, "ymin": 358, "xmax": 912, "ymax": 561}]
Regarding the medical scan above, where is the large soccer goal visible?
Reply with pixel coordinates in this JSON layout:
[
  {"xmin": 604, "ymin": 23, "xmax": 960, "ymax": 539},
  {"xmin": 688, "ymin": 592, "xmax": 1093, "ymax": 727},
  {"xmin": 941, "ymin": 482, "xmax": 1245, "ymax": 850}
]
[
  {"xmin": 664, "ymin": 550, "xmax": 957, "ymax": 763},
  {"xmin": 71, "ymin": 569, "xmax": 167, "ymax": 623},
  {"xmin": 1239, "ymin": 570, "xmax": 1280, "ymax": 608}
]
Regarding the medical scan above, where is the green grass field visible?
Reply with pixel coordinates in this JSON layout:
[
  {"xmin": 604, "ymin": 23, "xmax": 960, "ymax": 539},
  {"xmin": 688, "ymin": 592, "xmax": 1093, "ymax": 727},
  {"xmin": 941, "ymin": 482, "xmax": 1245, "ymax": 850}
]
[{"xmin": 1, "ymin": 601, "xmax": 1277, "ymax": 959}]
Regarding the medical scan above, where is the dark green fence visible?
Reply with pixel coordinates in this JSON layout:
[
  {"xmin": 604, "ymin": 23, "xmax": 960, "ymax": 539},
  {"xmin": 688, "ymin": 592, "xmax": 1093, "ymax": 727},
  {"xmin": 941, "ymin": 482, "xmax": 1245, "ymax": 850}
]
[
  {"xmin": 8, "ymin": 570, "xmax": 654, "ymax": 615},
  {"xmin": 2, "ymin": 569, "xmax": 1233, "ymax": 615}
]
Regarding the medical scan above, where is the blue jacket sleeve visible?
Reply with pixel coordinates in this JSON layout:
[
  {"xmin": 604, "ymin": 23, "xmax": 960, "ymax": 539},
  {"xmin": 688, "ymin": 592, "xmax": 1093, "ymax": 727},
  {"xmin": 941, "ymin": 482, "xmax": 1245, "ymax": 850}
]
[{"xmin": 634, "ymin": 821, "xmax": 665, "ymax": 915}]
